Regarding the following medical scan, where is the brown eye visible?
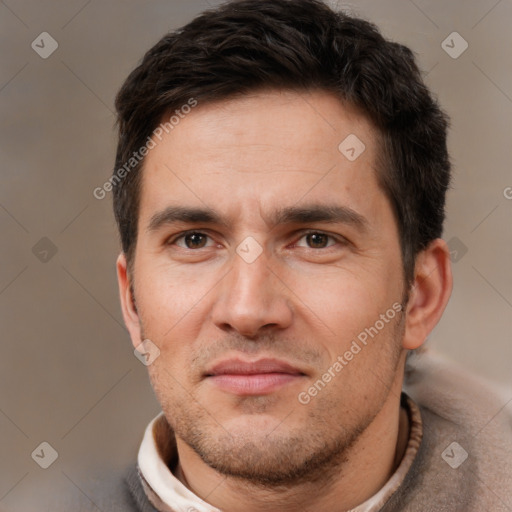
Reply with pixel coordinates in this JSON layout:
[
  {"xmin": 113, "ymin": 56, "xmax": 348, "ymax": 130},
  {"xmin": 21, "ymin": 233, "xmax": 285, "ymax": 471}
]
[
  {"xmin": 184, "ymin": 233, "xmax": 207, "ymax": 249},
  {"xmin": 305, "ymin": 233, "xmax": 330, "ymax": 249},
  {"xmin": 172, "ymin": 232, "xmax": 212, "ymax": 249}
]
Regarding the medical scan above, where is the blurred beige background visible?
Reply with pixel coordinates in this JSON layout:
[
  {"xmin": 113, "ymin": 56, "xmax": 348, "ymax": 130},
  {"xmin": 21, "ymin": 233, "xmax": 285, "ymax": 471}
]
[{"xmin": 0, "ymin": 0, "xmax": 511, "ymax": 510}]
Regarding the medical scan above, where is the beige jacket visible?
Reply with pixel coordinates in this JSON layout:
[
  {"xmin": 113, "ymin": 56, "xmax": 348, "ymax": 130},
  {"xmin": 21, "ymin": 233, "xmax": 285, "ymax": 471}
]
[{"xmin": 55, "ymin": 350, "xmax": 512, "ymax": 511}]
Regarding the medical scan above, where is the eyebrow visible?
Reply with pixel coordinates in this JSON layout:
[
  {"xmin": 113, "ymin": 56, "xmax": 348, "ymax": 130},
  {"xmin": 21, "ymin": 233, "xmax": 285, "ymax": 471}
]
[
  {"xmin": 147, "ymin": 206, "xmax": 227, "ymax": 232},
  {"xmin": 272, "ymin": 204, "xmax": 369, "ymax": 231},
  {"xmin": 147, "ymin": 204, "xmax": 369, "ymax": 233}
]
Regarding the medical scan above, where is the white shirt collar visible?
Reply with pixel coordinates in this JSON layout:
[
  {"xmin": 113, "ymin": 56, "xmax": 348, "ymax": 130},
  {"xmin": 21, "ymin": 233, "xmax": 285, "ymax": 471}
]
[
  {"xmin": 138, "ymin": 394, "xmax": 422, "ymax": 512},
  {"xmin": 138, "ymin": 412, "xmax": 221, "ymax": 512}
]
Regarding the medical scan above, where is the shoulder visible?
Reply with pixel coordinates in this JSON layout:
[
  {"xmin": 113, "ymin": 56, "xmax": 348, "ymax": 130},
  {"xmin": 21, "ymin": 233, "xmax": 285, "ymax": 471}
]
[
  {"xmin": 390, "ymin": 350, "xmax": 512, "ymax": 511},
  {"xmin": 403, "ymin": 349, "xmax": 512, "ymax": 435},
  {"xmin": 47, "ymin": 464, "xmax": 156, "ymax": 512}
]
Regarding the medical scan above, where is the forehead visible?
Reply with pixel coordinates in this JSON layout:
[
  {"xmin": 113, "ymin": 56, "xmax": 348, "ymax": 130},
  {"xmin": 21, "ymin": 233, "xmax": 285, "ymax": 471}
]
[{"xmin": 138, "ymin": 90, "xmax": 384, "ymax": 226}]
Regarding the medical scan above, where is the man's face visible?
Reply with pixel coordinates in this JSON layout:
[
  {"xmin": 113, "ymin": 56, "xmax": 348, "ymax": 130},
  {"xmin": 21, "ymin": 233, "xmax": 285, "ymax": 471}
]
[{"xmin": 124, "ymin": 90, "xmax": 408, "ymax": 484}]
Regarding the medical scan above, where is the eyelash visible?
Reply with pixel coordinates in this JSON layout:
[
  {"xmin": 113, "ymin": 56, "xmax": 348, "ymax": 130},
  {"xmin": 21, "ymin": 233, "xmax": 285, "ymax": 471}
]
[{"xmin": 168, "ymin": 230, "xmax": 347, "ymax": 250}]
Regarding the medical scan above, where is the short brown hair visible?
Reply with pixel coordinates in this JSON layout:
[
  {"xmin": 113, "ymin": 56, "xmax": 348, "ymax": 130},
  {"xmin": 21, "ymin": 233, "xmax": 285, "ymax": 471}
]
[{"xmin": 113, "ymin": 0, "xmax": 451, "ymax": 285}]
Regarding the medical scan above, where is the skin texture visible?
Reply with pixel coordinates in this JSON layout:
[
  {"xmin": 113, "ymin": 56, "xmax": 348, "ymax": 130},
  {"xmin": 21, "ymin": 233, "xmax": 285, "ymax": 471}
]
[{"xmin": 117, "ymin": 90, "xmax": 453, "ymax": 512}]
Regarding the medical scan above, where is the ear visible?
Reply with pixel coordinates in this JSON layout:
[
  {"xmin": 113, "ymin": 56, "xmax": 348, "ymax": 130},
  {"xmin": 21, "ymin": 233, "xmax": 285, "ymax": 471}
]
[
  {"xmin": 402, "ymin": 238, "xmax": 453, "ymax": 350},
  {"xmin": 116, "ymin": 253, "xmax": 142, "ymax": 349}
]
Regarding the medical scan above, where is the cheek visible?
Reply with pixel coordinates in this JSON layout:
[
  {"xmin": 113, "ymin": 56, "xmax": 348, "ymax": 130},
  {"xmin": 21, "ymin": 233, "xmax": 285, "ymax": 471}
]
[
  {"xmin": 134, "ymin": 261, "xmax": 218, "ymax": 346},
  {"xmin": 284, "ymin": 272, "xmax": 372, "ymax": 351}
]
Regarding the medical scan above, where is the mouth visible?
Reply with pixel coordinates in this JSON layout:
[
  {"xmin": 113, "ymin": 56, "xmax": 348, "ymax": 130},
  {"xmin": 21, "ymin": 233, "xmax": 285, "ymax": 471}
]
[{"xmin": 204, "ymin": 357, "xmax": 307, "ymax": 396}]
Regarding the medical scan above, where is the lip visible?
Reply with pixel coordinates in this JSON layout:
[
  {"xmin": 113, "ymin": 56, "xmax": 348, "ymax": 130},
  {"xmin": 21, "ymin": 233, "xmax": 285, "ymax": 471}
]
[{"xmin": 205, "ymin": 358, "xmax": 306, "ymax": 396}]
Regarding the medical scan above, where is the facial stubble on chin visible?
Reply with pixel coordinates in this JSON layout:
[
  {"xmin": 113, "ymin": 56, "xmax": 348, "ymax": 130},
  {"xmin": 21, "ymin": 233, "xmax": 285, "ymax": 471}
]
[{"xmin": 143, "ymin": 314, "xmax": 406, "ymax": 489}]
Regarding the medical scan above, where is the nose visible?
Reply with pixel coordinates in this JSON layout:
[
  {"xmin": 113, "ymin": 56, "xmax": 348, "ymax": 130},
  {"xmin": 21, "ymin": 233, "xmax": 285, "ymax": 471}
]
[{"xmin": 211, "ymin": 247, "xmax": 293, "ymax": 338}]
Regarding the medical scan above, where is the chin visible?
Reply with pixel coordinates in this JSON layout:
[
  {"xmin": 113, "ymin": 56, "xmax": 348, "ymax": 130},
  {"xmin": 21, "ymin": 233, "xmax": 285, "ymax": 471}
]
[
  {"xmin": 193, "ymin": 426, "xmax": 351, "ymax": 487},
  {"xmin": 223, "ymin": 412, "xmax": 296, "ymax": 437}
]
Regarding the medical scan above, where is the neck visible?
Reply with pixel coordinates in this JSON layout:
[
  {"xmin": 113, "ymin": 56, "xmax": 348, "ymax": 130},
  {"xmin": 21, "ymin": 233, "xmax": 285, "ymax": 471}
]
[{"xmin": 174, "ymin": 358, "xmax": 409, "ymax": 512}]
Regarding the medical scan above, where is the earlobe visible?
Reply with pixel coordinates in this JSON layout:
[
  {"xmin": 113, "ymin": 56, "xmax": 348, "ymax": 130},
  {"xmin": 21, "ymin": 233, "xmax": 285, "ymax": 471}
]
[
  {"xmin": 402, "ymin": 239, "xmax": 453, "ymax": 350},
  {"xmin": 116, "ymin": 253, "xmax": 142, "ymax": 349}
]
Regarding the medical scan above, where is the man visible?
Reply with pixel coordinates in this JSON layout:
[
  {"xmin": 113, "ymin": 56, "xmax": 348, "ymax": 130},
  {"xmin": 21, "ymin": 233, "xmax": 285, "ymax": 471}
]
[{"xmin": 102, "ymin": 0, "xmax": 511, "ymax": 510}]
